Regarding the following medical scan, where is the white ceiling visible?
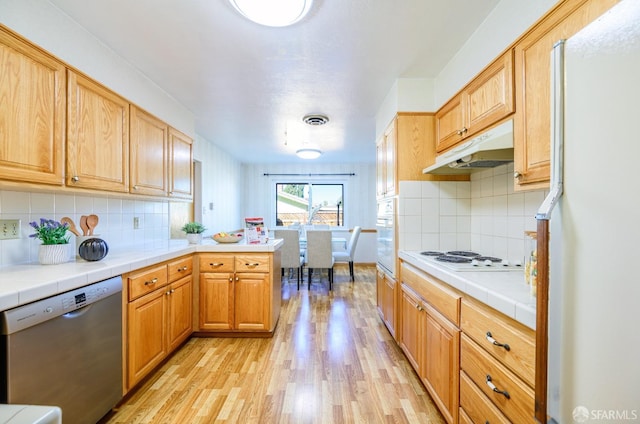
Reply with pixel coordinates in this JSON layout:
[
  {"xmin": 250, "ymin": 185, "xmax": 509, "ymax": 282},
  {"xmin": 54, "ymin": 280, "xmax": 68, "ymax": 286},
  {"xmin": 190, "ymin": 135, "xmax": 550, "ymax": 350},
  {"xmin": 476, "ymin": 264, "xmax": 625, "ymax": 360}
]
[{"xmin": 48, "ymin": 0, "xmax": 500, "ymax": 164}]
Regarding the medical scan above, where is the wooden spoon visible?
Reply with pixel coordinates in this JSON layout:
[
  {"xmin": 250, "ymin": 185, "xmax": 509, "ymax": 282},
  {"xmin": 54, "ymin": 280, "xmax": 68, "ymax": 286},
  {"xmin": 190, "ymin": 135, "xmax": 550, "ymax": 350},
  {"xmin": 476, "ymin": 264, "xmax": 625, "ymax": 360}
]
[
  {"xmin": 80, "ymin": 215, "xmax": 89, "ymax": 236},
  {"xmin": 86, "ymin": 214, "xmax": 99, "ymax": 236},
  {"xmin": 61, "ymin": 217, "xmax": 80, "ymax": 236}
]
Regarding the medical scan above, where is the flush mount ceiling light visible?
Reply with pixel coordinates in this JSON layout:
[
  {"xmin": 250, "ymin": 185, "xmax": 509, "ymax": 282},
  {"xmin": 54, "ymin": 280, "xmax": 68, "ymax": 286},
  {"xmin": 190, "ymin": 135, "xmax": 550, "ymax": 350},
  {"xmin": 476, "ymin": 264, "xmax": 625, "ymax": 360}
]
[
  {"xmin": 229, "ymin": 0, "xmax": 313, "ymax": 27},
  {"xmin": 296, "ymin": 148, "xmax": 322, "ymax": 159}
]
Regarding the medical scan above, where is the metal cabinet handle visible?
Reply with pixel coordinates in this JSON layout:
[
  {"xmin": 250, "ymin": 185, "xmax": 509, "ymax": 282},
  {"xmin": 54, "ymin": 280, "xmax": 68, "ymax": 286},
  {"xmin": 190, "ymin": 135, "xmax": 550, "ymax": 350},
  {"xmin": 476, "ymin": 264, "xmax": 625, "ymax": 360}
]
[
  {"xmin": 228, "ymin": 277, "xmax": 233, "ymax": 282},
  {"xmin": 133, "ymin": 185, "xmax": 139, "ymax": 191},
  {"xmin": 486, "ymin": 331, "xmax": 511, "ymax": 351},
  {"xmin": 456, "ymin": 129, "xmax": 463, "ymax": 136},
  {"xmin": 144, "ymin": 277, "xmax": 158, "ymax": 286},
  {"xmin": 235, "ymin": 276, "xmax": 239, "ymax": 281},
  {"xmin": 461, "ymin": 127, "xmax": 468, "ymax": 134},
  {"xmin": 210, "ymin": 262, "xmax": 224, "ymax": 267},
  {"xmin": 245, "ymin": 262, "xmax": 260, "ymax": 267},
  {"xmin": 486, "ymin": 375, "xmax": 510, "ymax": 399},
  {"xmin": 71, "ymin": 176, "xmax": 79, "ymax": 182},
  {"xmin": 178, "ymin": 266, "xmax": 188, "ymax": 271},
  {"xmin": 514, "ymin": 171, "xmax": 522, "ymax": 179}
]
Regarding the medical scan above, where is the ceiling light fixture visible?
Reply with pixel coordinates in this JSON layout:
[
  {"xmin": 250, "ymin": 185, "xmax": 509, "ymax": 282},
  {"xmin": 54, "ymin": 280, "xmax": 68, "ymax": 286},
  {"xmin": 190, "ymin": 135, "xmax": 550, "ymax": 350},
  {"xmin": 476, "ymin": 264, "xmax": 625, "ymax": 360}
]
[
  {"xmin": 229, "ymin": 0, "xmax": 313, "ymax": 27},
  {"xmin": 296, "ymin": 148, "xmax": 322, "ymax": 159}
]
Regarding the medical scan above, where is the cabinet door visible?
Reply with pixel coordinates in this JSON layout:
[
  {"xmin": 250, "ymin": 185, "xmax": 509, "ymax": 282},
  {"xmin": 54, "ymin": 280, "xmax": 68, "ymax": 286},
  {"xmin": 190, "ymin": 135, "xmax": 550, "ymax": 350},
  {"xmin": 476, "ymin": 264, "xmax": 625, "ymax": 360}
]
[
  {"xmin": 423, "ymin": 305, "xmax": 460, "ymax": 424},
  {"xmin": 128, "ymin": 288, "xmax": 167, "ymax": 387},
  {"xmin": 199, "ymin": 272, "xmax": 233, "ymax": 330},
  {"xmin": 513, "ymin": 0, "xmax": 617, "ymax": 189},
  {"xmin": 375, "ymin": 136, "xmax": 386, "ymax": 198},
  {"xmin": 382, "ymin": 273, "xmax": 397, "ymax": 338},
  {"xmin": 67, "ymin": 70, "xmax": 129, "ymax": 192},
  {"xmin": 167, "ymin": 275, "xmax": 193, "ymax": 351},
  {"xmin": 130, "ymin": 105, "xmax": 168, "ymax": 196},
  {"xmin": 0, "ymin": 28, "xmax": 65, "ymax": 185},
  {"xmin": 383, "ymin": 121, "xmax": 396, "ymax": 197},
  {"xmin": 168, "ymin": 127, "xmax": 193, "ymax": 199},
  {"xmin": 376, "ymin": 267, "xmax": 385, "ymax": 317},
  {"xmin": 466, "ymin": 50, "xmax": 514, "ymax": 136},
  {"xmin": 399, "ymin": 284, "xmax": 425, "ymax": 373},
  {"xmin": 435, "ymin": 94, "xmax": 465, "ymax": 153},
  {"xmin": 234, "ymin": 272, "xmax": 269, "ymax": 331}
]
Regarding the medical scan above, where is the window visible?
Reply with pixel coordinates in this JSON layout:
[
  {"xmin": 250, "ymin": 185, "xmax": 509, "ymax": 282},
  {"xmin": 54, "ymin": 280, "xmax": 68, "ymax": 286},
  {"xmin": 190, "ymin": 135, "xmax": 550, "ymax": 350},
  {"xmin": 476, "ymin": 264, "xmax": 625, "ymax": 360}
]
[{"xmin": 276, "ymin": 183, "xmax": 343, "ymax": 227}]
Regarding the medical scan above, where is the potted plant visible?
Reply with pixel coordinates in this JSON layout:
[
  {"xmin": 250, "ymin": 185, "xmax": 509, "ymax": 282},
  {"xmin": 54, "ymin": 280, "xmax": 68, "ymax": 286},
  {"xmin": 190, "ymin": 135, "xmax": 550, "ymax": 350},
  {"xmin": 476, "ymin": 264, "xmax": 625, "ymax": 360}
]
[
  {"xmin": 29, "ymin": 218, "xmax": 71, "ymax": 264},
  {"xmin": 181, "ymin": 221, "xmax": 206, "ymax": 244}
]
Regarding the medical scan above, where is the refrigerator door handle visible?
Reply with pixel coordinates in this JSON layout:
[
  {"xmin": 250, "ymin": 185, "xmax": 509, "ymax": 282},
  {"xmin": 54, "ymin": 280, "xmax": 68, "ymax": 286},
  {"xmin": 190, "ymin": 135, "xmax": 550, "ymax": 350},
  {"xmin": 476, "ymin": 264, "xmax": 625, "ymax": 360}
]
[{"xmin": 536, "ymin": 39, "xmax": 566, "ymax": 221}]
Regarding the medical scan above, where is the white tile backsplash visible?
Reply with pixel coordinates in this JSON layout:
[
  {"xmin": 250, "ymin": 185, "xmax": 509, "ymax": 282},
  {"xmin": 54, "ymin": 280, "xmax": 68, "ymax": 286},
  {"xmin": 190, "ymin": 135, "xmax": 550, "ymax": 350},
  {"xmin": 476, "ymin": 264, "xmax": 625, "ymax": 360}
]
[
  {"xmin": 398, "ymin": 163, "xmax": 547, "ymax": 262},
  {"xmin": 0, "ymin": 189, "xmax": 171, "ymax": 267}
]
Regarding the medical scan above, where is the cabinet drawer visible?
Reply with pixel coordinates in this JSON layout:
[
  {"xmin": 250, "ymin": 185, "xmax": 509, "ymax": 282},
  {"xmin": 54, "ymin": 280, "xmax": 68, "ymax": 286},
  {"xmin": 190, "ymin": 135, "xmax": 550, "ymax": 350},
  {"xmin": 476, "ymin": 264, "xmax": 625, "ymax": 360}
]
[
  {"xmin": 127, "ymin": 265, "xmax": 168, "ymax": 301},
  {"xmin": 460, "ymin": 370, "xmax": 510, "ymax": 424},
  {"xmin": 168, "ymin": 256, "xmax": 193, "ymax": 282},
  {"xmin": 199, "ymin": 254, "xmax": 235, "ymax": 273},
  {"xmin": 460, "ymin": 334, "xmax": 534, "ymax": 424},
  {"xmin": 460, "ymin": 299, "xmax": 535, "ymax": 386},
  {"xmin": 401, "ymin": 263, "xmax": 460, "ymax": 325},
  {"xmin": 235, "ymin": 254, "xmax": 270, "ymax": 273}
]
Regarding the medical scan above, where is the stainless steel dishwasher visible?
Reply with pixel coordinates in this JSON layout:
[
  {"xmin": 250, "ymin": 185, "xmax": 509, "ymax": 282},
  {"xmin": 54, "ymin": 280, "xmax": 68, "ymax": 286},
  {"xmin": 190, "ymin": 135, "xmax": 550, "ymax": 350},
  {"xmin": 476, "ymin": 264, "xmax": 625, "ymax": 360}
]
[{"xmin": 1, "ymin": 276, "xmax": 123, "ymax": 424}]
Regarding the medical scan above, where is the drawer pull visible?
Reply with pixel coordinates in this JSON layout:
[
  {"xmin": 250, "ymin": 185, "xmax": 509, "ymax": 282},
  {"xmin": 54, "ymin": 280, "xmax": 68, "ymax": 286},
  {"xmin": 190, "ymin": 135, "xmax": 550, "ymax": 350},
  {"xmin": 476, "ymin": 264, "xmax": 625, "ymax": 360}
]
[
  {"xmin": 210, "ymin": 262, "xmax": 224, "ymax": 267},
  {"xmin": 144, "ymin": 278, "xmax": 158, "ymax": 286},
  {"xmin": 245, "ymin": 262, "xmax": 260, "ymax": 267},
  {"xmin": 178, "ymin": 266, "xmax": 188, "ymax": 271},
  {"xmin": 486, "ymin": 331, "xmax": 510, "ymax": 351},
  {"xmin": 486, "ymin": 375, "xmax": 510, "ymax": 399}
]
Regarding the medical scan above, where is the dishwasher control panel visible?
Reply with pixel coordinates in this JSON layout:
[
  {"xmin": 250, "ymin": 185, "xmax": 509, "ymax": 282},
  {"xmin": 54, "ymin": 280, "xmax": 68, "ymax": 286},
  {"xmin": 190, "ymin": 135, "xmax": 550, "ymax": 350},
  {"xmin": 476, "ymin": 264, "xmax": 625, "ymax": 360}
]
[{"xmin": 1, "ymin": 276, "xmax": 122, "ymax": 335}]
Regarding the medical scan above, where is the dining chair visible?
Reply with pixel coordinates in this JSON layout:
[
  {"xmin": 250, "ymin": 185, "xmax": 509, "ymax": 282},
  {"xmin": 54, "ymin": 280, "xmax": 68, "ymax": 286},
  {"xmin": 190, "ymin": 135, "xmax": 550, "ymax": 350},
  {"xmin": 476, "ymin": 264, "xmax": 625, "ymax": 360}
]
[
  {"xmin": 274, "ymin": 229, "xmax": 305, "ymax": 289},
  {"xmin": 332, "ymin": 226, "xmax": 361, "ymax": 282},
  {"xmin": 304, "ymin": 230, "xmax": 335, "ymax": 290}
]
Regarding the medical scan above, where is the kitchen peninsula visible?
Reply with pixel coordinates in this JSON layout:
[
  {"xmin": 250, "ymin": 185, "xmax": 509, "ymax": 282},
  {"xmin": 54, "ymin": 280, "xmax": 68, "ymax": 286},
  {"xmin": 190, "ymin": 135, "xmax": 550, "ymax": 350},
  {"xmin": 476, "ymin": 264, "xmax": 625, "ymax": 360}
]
[{"xmin": 0, "ymin": 239, "xmax": 283, "ymax": 396}]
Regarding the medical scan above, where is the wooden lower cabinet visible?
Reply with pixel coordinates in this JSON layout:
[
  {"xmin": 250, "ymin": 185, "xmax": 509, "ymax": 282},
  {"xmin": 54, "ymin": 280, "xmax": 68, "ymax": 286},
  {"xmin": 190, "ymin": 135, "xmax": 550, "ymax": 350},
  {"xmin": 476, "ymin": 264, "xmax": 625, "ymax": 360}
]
[
  {"xmin": 376, "ymin": 266, "xmax": 397, "ymax": 337},
  {"xmin": 199, "ymin": 252, "xmax": 280, "ymax": 334},
  {"xmin": 167, "ymin": 274, "xmax": 193, "ymax": 351},
  {"xmin": 125, "ymin": 257, "xmax": 193, "ymax": 390},
  {"xmin": 459, "ymin": 370, "xmax": 510, "ymax": 424},
  {"xmin": 399, "ymin": 283, "xmax": 424, "ymax": 372},
  {"xmin": 423, "ymin": 304, "xmax": 460, "ymax": 424},
  {"xmin": 127, "ymin": 285, "xmax": 167, "ymax": 388},
  {"xmin": 398, "ymin": 280, "xmax": 459, "ymax": 424}
]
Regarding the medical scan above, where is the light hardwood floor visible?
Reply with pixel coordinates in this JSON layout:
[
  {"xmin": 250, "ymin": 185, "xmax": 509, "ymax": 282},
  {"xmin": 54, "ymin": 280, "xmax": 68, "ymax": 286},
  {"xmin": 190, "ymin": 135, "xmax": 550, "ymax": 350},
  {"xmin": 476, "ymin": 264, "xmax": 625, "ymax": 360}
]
[{"xmin": 103, "ymin": 265, "xmax": 445, "ymax": 423}]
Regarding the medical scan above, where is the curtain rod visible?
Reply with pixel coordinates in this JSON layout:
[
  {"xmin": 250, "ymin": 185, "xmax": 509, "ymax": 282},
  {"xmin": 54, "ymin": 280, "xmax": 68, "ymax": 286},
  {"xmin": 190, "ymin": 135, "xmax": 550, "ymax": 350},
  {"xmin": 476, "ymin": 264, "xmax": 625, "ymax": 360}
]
[{"xmin": 263, "ymin": 173, "xmax": 356, "ymax": 177}]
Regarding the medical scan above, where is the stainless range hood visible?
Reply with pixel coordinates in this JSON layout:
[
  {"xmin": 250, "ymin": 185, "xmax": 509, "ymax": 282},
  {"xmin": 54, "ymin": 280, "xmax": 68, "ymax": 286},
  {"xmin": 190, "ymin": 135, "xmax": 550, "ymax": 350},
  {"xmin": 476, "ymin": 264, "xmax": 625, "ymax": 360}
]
[{"xmin": 423, "ymin": 120, "xmax": 514, "ymax": 175}]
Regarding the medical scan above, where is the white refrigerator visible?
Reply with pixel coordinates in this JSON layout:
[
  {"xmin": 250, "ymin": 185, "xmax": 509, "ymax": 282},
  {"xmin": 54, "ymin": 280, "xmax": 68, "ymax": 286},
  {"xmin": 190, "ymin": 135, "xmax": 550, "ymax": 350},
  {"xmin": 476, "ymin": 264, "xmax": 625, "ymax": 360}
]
[{"xmin": 546, "ymin": 1, "xmax": 640, "ymax": 422}]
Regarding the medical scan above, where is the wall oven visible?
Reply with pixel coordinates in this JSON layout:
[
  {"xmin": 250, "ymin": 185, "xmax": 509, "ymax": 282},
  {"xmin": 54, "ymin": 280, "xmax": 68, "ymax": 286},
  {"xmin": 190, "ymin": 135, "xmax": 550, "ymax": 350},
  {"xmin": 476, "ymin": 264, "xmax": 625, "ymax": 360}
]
[{"xmin": 376, "ymin": 197, "xmax": 396, "ymax": 276}]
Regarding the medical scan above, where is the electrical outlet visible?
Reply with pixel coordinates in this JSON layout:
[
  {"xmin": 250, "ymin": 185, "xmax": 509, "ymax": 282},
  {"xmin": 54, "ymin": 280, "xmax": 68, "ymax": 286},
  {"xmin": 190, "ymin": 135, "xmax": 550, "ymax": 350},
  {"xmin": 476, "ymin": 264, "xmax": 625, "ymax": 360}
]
[
  {"xmin": 0, "ymin": 219, "xmax": 21, "ymax": 240},
  {"xmin": 133, "ymin": 217, "xmax": 140, "ymax": 229}
]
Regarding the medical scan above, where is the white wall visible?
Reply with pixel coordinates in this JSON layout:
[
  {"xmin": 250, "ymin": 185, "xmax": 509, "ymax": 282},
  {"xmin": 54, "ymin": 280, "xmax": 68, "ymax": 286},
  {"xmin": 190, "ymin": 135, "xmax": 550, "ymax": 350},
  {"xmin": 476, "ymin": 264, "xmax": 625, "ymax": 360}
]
[{"xmin": 193, "ymin": 134, "xmax": 244, "ymax": 235}]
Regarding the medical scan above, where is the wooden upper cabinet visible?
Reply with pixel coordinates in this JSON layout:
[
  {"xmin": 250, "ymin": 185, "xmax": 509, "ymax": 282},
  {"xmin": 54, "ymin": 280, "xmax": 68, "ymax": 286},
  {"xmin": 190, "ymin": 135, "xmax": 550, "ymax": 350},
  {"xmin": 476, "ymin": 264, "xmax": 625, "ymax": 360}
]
[
  {"xmin": 376, "ymin": 112, "xmax": 466, "ymax": 197},
  {"xmin": 0, "ymin": 26, "xmax": 65, "ymax": 185},
  {"xmin": 130, "ymin": 105, "xmax": 168, "ymax": 196},
  {"xmin": 436, "ymin": 50, "xmax": 514, "ymax": 153},
  {"xmin": 513, "ymin": 0, "xmax": 618, "ymax": 190},
  {"xmin": 168, "ymin": 127, "xmax": 193, "ymax": 200},
  {"xmin": 67, "ymin": 70, "xmax": 129, "ymax": 192}
]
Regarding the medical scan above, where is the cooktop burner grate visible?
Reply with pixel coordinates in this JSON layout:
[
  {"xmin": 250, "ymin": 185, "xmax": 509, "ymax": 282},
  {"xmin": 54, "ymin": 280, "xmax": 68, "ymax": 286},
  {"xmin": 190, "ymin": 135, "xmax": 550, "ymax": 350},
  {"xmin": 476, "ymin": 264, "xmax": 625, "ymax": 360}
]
[
  {"xmin": 474, "ymin": 256, "xmax": 502, "ymax": 262},
  {"xmin": 445, "ymin": 251, "xmax": 480, "ymax": 257},
  {"xmin": 420, "ymin": 251, "xmax": 443, "ymax": 256},
  {"xmin": 435, "ymin": 255, "xmax": 472, "ymax": 263}
]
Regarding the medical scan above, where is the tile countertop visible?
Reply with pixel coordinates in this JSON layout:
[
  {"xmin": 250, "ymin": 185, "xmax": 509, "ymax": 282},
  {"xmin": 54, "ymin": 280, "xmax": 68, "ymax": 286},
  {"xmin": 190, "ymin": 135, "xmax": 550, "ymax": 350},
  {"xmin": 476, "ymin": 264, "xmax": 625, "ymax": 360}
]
[
  {"xmin": 399, "ymin": 250, "xmax": 537, "ymax": 330},
  {"xmin": 0, "ymin": 238, "xmax": 283, "ymax": 312}
]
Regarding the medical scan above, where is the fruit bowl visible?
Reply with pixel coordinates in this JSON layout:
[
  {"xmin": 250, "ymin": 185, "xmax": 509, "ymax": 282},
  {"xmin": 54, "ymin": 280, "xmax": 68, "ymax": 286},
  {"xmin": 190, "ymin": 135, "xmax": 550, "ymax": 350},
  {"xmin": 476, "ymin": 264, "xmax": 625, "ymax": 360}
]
[{"xmin": 212, "ymin": 232, "xmax": 244, "ymax": 243}]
